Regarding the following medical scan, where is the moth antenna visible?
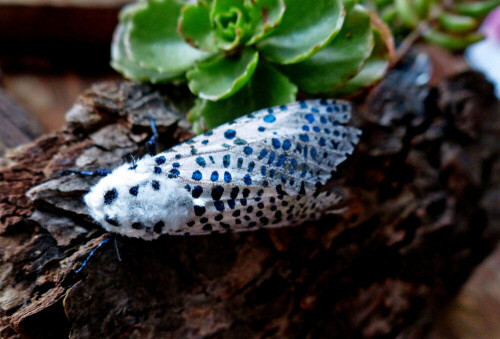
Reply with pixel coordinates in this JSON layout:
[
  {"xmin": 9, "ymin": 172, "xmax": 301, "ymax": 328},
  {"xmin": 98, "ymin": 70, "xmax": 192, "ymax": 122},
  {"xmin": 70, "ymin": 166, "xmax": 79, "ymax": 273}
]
[{"xmin": 146, "ymin": 116, "xmax": 159, "ymax": 156}]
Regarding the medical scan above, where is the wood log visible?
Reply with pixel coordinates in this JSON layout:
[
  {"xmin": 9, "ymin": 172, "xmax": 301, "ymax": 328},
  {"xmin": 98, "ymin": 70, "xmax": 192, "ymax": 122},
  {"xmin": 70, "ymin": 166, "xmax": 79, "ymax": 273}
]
[{"xmin": 1, "ymin": 53, "xmax": 499, "ymax": 338}]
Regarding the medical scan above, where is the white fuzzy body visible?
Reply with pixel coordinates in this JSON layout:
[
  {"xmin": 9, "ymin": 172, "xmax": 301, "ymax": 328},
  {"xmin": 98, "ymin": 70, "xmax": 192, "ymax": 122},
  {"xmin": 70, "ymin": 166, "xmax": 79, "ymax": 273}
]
[{"xmin": 84, "ymin": 157, "xmax": 194, "ymax": 239}]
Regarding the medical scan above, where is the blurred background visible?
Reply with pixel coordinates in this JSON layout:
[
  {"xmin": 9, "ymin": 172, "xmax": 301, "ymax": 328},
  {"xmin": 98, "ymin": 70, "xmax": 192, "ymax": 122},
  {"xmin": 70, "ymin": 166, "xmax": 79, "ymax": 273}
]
[{"xmin": 0, "ymin": 0, "xmax": 131, "ymax": 137}]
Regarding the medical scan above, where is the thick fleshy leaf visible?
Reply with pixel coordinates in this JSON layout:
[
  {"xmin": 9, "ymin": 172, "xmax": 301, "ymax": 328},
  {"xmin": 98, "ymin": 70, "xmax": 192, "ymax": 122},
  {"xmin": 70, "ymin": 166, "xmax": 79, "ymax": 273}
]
[
  {"xmin": 415, "ymin": 0, "xmax": 432, "ymax": 18},
  {"xmin": 118, "ymin": 1, "xmax": 148, "ymax": 22},
  {"xmin": 394, "ymin": 0, "xmax": 418, "ymax": 28},
  {"xmin": 455, "ymin": 0, "xmax": 500, "ymax": 18},
  {"xmin": 280, "ymin": 4, "xmax": 373, "ymax": 94},
  {"xmin": 187, "ymin": 48, "xmax": 259, "ymax": 100},
  {"xmin": 179, "ymin": 2, "xmax": 219, "ymax": 53},
  {"xmin": 111, "ymin": 21, "xmax": 184, "ymax": 83},
  {"xmin": 422, "ymin": 29, "xmax": 484, "ymax": 51},
  {"xmin": 256, "ymin": 0, "xmax": 345, "ymax": 64},
  {"xmin": 211, "ymin": 0, "xmax": 254, "ymax": 50},
  {"xmin": 128, "ymin": 0, "xmax": 212, "ymax": 73},
  {"xmin": 188, "ymin": 63, "xmax": 297, "ymax": 133},
  {"xmin": 330, "ymin": 28, "xmax": 390, "ymax": 97},
  {"xmin": 438, "ymin": 12, "xmax": 478, "ymax": 33},
  {"xmin": 329, "ymin": 59, "xmax": 389, "ymax": 96},
  {"xmin": 210, "ymin": 0, "xmax": 247, "ymax": 20},
  {"xmin": 246, "ymin": 0, "xmax": 286, "ymax": 44}
]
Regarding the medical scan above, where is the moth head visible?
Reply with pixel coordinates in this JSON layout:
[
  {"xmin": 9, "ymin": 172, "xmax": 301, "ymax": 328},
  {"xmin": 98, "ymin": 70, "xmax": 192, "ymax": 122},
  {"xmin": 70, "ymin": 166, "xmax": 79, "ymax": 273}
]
[{"xmin": 84, "ymin": 158, "xmax": 193, "ymax": 240}]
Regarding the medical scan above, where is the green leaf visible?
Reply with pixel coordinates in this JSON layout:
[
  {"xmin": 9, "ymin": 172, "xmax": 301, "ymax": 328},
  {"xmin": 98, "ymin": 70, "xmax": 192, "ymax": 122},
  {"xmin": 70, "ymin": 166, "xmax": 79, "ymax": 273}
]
[
  {"xmin": 246, "ymin": 0, "xmax": 286, "ymax": 44},
  {"xmin": 188, "ymin": 63, "xmax": 297, "ymax": 133},
  {"xmin": 414, "ymin": 0, "xmax": 432, "ymax": 19},
  {"xmin": 395, "ymin": 0, "xmax": 419, "ymax": 28},
  {"xmin": 210, "ymin": 0, "xmax": 247, "ymax": 20},
  {"xmin": 118, "ymin": 1, "xmax": 148, "ymax": 22},
  {"xmin": 455, "ymin": 0, "xmax": 500, "ymax": 17},
  {"xmin": 111, "ymin": 21, "xmax": 184, "ymax": 83},
  {"xmin": 342, "ymin": 0, "xmax": 357, "ymax": 11},
  {"xmin": 211, "ymin": 0, "xmax": 254, "ymax": 50},
  {"xmin": 256, "ymin": 0, "xmax": 345, "ymax": 64},
  {"xmin": 375, "ymin": 0, "xmax": 393, "ymax": 9},
  {"xmin": 187, "ymin": 48, "xmax": 259, "ymax": 101},
  {"xmin": 280, "ymin": 4, "xmax": 373, "ymax": 94},
  {"xmin": 111, "ymin": 2, "xmax": 184, "ymax": 82},
  {"xmin": 330, "ymin": 27, "xmax": 390, "ymax": 96},
  {"xmin": 438, "ymin": 12, "xmax": 478, "ymax": 33},
  {"xmin": 179, "ymin": 2, "xmax": 219, "ymax": 53},
  {"xmin": 381, "ymin": 5, "xmax": 398, "ymax": 23},
  {"xmin": 128, "ymin": 0, "xmax": 212, "ymax": 73},
  {"xmin": 422, "ymin": 29, "xmax": 483, "ymax": 51}
]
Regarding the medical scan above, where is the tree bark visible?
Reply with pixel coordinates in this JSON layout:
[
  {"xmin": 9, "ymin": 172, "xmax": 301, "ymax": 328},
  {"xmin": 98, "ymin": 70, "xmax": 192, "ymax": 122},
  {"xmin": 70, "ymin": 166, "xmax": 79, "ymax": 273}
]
[{"xmin": 1, "ymin": 52, "xmax": 499, "ymax": 338}]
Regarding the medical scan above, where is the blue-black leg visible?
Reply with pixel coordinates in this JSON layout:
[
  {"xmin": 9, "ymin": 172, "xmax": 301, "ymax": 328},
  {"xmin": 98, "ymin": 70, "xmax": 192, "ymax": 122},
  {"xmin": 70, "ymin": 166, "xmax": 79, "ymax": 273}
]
[
  {"xmin": 146, "ymin": 117, "xmax": 159, "ymax": 156},
  {"xmin": 75, "ymin": 237, "xmax": 111, "ymax": 274}
]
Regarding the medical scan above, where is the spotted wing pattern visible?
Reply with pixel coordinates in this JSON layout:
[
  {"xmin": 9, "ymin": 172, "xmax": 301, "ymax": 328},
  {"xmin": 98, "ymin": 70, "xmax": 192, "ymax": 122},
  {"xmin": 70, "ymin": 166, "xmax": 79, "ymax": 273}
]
[{"xmin": 85, "ymin": 99, "xmax": 361, "ymax": 239}]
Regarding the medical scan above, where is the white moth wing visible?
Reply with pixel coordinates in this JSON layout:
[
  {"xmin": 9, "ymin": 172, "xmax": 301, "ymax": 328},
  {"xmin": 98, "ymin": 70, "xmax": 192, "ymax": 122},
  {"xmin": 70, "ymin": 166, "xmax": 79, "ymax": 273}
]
[{"xmin": 161, "ymin": 99, "xmax": 360, "ymax": 192}]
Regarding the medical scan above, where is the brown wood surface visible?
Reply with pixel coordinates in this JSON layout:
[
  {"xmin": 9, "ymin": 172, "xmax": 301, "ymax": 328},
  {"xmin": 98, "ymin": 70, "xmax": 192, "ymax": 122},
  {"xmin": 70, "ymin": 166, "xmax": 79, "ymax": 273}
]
[{"xmin": 1, "ymin": 53, "xmax": 500, "ymax": 338}]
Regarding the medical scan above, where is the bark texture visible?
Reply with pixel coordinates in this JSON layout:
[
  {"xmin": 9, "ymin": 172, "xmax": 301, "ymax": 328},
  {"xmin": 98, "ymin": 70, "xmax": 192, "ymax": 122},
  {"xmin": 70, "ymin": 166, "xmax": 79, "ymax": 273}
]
[{"xmin": 1, "ymin": 53, "xmax": 499, "ymax": 338}]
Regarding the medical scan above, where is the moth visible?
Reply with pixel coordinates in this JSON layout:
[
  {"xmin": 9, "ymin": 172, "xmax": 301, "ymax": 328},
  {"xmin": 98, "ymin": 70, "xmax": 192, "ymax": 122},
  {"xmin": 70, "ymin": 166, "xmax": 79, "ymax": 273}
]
[{"xmin": 84, "ymin": 99, "xmax": 361, "ymax": 240}]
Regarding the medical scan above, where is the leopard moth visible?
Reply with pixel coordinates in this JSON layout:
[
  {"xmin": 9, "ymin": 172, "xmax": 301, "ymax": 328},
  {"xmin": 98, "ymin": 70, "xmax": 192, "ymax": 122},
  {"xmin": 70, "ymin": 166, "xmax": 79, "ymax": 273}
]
[{"xmin": 84, "ymin": 99, "xmax": 361, "ymax": 240}]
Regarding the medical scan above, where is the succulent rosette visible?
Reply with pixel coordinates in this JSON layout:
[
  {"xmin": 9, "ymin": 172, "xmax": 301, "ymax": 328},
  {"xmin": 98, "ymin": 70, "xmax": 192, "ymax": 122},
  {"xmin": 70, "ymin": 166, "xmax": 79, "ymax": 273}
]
[{"xmin": 112, "ymin": 0, "xmax": 394, "ymax": 132}]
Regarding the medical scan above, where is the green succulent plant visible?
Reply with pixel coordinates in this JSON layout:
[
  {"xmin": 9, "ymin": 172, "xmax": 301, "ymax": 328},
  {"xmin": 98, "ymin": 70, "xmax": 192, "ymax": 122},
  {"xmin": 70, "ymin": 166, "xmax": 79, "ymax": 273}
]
[
  {"xmin": 111, "ymin": 0, "xmax": 394, "ymax": 133},
  {"xmin": 112, "ymin": 0, "xmax": 500, "ymax": 133},
  {"xmin": 371, "ymin": 0, "xmax": 500, "ymax": 51}
]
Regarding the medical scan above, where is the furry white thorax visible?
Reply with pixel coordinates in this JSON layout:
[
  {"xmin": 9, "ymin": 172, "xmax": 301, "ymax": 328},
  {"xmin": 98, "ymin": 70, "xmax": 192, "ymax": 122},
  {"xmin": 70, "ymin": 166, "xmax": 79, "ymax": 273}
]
[{"xmin": 84, "ymin": 156, "xmax": 194, "ymax": 240}]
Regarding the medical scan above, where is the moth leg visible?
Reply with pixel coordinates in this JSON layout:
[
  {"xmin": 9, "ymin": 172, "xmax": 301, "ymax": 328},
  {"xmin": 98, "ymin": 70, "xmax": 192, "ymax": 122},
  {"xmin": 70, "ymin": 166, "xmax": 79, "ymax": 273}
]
[
  {"xmin": 59, "ymin": 169, "xmax": 112, "ymax": 177},
  {"xmin": 146, "ymin": 116, "xmax": 159, "ymax": 156},
  {"xmin": 75, "ymin": 237, "xmax": 111, "ymax": 274}
]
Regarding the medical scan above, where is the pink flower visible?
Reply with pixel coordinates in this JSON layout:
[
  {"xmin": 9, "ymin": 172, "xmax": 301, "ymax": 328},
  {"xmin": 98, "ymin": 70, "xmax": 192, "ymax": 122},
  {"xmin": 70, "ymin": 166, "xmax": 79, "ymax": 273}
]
[{"xmin": 482, "ymin": 5, "xmax": 500, "ymax": 43}]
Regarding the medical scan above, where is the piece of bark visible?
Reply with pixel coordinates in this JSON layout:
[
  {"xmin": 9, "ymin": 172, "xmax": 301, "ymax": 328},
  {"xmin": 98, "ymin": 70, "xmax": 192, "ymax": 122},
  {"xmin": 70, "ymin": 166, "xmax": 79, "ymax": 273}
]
[{"xmin": 1, "ymin": 53, "xmax": 500, "ymax": 338}]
